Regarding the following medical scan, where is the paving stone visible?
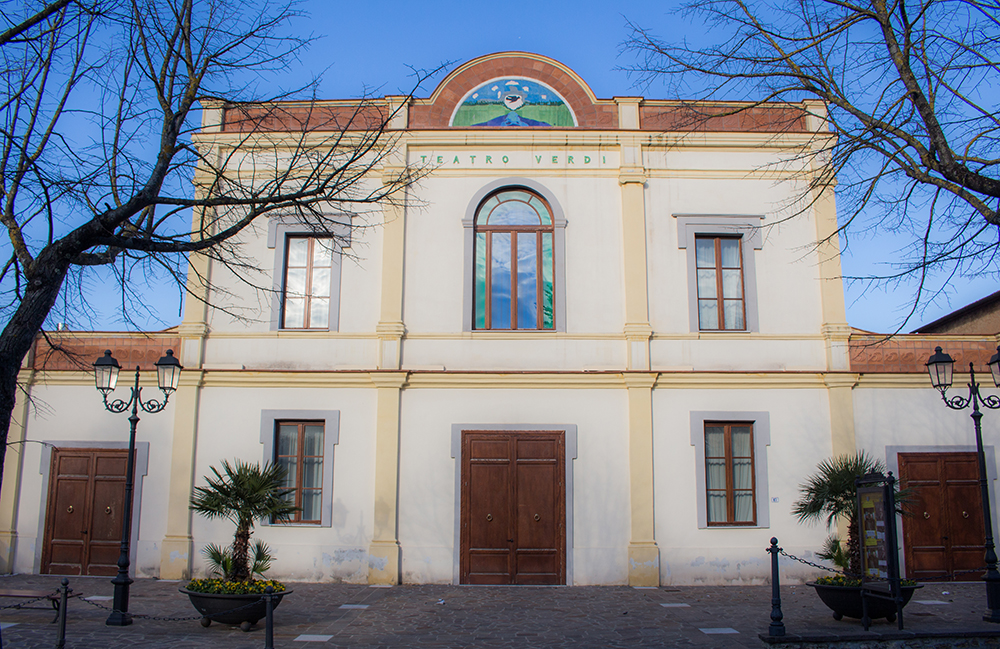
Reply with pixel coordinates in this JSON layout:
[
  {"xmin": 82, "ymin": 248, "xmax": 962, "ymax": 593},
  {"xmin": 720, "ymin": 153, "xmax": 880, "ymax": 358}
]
[{"xmin": 0, "ymin": 574, "xmax": 997, "ymax": 648}]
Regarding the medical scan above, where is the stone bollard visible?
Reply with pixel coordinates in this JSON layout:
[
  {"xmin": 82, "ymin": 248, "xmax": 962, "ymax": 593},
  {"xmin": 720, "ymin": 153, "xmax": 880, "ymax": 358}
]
[
  {"xmin": 263, "ymin": 586, "xmax": 274, "ymax": 649},
  {"xmin": 768, "ymin": 537, "xmax": 785, "ymax": 637},
  {"xmin": 56, "ymin": 578, "xmax": 70, "ymax": 648}
]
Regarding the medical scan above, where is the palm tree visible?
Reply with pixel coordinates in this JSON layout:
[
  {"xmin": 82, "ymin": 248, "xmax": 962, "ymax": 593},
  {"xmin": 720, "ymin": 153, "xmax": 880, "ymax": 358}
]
[
  {"xmin": 791, "ymin": 452, "xmax": 886, "ymax": 577},
  {"xmin": 189, "ymin": 460, "xmax": 299, "ymax": 582}
]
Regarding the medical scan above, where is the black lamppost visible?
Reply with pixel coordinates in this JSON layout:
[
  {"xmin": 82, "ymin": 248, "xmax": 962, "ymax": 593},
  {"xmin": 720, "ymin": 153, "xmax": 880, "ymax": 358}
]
[
  {"xmin": 926, "ymin": 345, "xmax": 1000, "ymax": 623},
  {"xmin": 92, "ymin": 349, "xmax": 182, "ymax": 626}
]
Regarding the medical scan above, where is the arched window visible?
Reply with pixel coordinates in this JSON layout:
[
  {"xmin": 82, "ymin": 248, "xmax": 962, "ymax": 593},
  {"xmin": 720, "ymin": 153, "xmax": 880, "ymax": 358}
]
[{"xmin": 473, "ymin": 189, "xmax": 555, "ymax": 330}]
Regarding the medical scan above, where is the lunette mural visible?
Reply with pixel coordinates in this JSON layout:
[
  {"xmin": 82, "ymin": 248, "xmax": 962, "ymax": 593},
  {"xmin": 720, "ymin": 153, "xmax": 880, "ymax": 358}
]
[{"xmin": 451, "ymin": 78, "xmax": 576, "ymax": 127}]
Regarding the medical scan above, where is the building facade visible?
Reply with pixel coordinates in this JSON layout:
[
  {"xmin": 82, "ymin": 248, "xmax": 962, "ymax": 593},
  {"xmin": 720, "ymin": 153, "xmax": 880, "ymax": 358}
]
[{"xmin": 3, "ymin": 52, "xmax": 996, "ymax": 587}]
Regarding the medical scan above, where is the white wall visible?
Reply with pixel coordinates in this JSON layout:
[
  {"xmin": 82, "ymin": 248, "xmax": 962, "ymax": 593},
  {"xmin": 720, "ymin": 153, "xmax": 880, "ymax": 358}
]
[
  {"xmin": 652, "ymin": 388, "xmax": 834, "ymax": 585},
  {"xmin": 191, "ymin": 386, "xmax": 377, "ymax": 582},
  {"xmin": 397, "ymin": 388, "xmax": 631, "ymax": 585},
  {"xmin": 14, "ymin": 383, "xmax": 176, "ymax": 577}
]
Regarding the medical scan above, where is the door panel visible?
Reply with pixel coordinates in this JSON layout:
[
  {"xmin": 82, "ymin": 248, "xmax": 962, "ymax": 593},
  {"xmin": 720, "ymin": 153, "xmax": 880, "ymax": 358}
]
[
  {"xmin": 461, "ymin": 431, "xmax": 565, "ymax": 585},
  {"xmin": 42, "ymin": 448, "xmax": 128, "ymax": 576},
  {"xmin": 900, "ymin": 452, "xmax": 985, "ymax": 581},
  {"xmin": 466, "ymin": 458, "xmax": 512, "ymax": 584}
]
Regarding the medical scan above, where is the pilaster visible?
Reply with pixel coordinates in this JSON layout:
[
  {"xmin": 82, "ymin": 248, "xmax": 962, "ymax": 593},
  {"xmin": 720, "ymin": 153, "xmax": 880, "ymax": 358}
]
[
  {"xmin": 808, "ymin": 105, "xmax": 850, "ymax": 372},
  {"xmin": 624, "ymin": 372, "xmax": 659, "ymax": 586},
  {"xmin": 614, "ymin": 97, "xmax": 642, "ymax": 130},
  {"xmin": 368, "ymin": 371, "xmax": 408, "ymax": 585},
  {"xmin": 619, "ymin": 145, "xmax": 651, "ymax": 372},
  {"xmin": 377, "ymin": 173, "xmax": 407, "ymax": 370},
  {"xmin": 0, "ymin": 365, "xmax": 34, "ymax": 573},
  {"xmin": 159, "ymin": 246, "xmax": 211, "ymax": 580},
  {"xmin": 824, "ymin": 373, "xmax": 860, "ymax": 457}
]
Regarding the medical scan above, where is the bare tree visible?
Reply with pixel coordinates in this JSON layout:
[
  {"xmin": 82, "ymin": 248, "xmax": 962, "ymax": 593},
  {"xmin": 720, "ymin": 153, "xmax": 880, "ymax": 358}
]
[
  {"xmin": 0, "ymin": 0, "xmax": 426, "ymax": 489},
  {"xmin": 625, "ymin": 0, "xmax": 1000, "ymax": 327}
]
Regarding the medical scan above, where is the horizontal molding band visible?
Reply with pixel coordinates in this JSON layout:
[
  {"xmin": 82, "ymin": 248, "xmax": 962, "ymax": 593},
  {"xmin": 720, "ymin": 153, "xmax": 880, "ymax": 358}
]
[
  {"xmin": 197, "ymin": 331, "xmax": 827, "ymax": 342},
  {"xmin": 27, "ymin": 369, "xmax": 870, "ymax": 390}
]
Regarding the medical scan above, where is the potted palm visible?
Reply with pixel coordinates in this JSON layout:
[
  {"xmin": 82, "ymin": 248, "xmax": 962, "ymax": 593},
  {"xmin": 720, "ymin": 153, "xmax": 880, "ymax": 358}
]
[
  {"xmin": 793, "ymin": 452, "xmax": 920, "ymax": 622},
  {"xmin": 181, "ymin": 460, "xmax": 298, "ymax": 631}
]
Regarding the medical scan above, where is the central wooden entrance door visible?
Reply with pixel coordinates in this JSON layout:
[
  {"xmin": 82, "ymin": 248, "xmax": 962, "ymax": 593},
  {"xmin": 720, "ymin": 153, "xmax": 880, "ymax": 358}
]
[
  {"xmin": 899, "ymin": 452, "xmax": 985, "ymax": 580},
  {"xmin": 41, "ymin": 448, "xmax": 128, "ymax": 576},
  {"xmin": 460, "ymin": 431, "xmax": 566, "ymax": 585}
]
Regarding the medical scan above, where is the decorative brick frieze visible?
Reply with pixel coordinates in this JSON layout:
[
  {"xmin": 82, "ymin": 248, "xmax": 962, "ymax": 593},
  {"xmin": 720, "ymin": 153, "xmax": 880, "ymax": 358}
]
[
  {"xmin": 639, "ymin": 103, "xmax": 808, "ymax": 133},
  {"xmin": 221, "ymin": 103, "xmax": 388, "ymax": 133},
  {"xmin": 849, "ymin": 335, "xmax": 999, "ymax": 373},
  {"xmin": 32, "ymin": 334, "xmax": 182, "ymax": 372}
]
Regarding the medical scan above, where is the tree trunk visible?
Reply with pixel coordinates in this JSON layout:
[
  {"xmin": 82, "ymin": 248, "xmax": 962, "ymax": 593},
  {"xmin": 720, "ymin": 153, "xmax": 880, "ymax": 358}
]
[
  {"xmin": 231, "ymin": 524, "xmax": 251, "ymax": 582},
  {"xmin": 0, "ymin": 255, "xmax": 71, "ymax": 495}
]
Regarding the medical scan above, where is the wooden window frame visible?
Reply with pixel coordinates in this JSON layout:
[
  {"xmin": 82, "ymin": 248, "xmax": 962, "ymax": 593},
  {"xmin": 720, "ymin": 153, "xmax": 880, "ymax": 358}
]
[
  {"xmin": 705, "ymin": 421, "xmax": 757, "ymax": 526},
  {"xmin": 695, "ymin": 235, "xmax": 747, "ymax": 331},
  {"xmin": 280, "ymin": 236, "xmax": 333, "ymax": 330},
  {"xmin": 474, "ymin": 189, "xmax": 555, "ymax": 331},
  {"xmin": 274, "ymin": 420, "xmax": 324, "ymax": 524}
]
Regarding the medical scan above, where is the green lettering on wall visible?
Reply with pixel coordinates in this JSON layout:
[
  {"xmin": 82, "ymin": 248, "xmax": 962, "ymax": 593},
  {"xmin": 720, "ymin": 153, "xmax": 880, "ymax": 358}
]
[
  {"xmin": 502, "ymin": 155, "xmax": 509, "ymax": 163},
  {"xmin": 453, "ymin": 156, "xmax": 460, "ymax": 164},
  {"xmin": 584, "ymin": 156, "xmax": 591, "ymax": 163},
  {"xmin": 421, "ymin": 155, "xmax": 427, "ymax": 163},
  {"xmin": 551, "ymin": 156, "xmax": 558, "ymax": 164},
  {"xmin": 535, "ymin": 155, "xmax": 542, "ymax": 163},
  {"xmin": 437, "ymin": 156, "xmax": 443, "ymax": 163},
  {"xmin": 486, "ymin": 156, "xmax": 492, "ymax": 163},
  {"xmin": 568, "ymin": 156, "xmax": 574, "ymax": 164},
  {"xmin": 470, "ymin": 155, "xmax": 476, "ymax": 163}
]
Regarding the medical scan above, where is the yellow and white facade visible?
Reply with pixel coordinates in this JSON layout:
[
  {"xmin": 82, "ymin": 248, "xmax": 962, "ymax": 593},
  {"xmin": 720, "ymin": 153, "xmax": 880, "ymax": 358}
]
[{"xmin": 5, "ymin": 53, "xmax": 998, "ymax": 587}]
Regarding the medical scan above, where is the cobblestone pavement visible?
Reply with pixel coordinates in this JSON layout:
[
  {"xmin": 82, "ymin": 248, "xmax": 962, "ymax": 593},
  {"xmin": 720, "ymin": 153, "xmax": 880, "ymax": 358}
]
[{"xmin": 0, "ymin": 574, "xmax": 998, "ymax": 648}]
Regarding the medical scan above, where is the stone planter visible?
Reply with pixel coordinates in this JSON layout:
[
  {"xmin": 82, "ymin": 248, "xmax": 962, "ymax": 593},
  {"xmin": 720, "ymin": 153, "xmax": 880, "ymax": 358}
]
[
  {"xmin": 179, "ymin": 587, "xmax": 291, "ymax": 631},
  {"xmin": 808, "ymin": 582, "xmax": 922, "ymax": 622}
]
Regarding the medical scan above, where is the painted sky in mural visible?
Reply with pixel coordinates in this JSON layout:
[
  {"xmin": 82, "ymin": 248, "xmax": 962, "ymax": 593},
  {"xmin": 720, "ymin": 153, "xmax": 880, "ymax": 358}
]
[{"xmin": 452, "ymin": 78, "xmax": 576, "ymax": 127}]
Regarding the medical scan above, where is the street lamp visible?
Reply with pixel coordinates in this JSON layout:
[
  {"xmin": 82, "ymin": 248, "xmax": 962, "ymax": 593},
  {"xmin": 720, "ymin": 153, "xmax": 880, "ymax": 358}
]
[
  {"xmin": 93, "ymin": 349, "xmax": 182, "ymax": 626},
  {"xmin": 926, "ymin": 345, "xmax": 1000, "ymax": 623}
]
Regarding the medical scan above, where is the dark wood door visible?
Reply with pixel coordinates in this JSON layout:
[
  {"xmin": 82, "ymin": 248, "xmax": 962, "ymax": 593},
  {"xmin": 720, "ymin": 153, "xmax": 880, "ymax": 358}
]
[
  {"xmin": 900, "ymin": 452, "xmax": 985, "ymax": 580},
  {"xmin": 460, "ymin": 431, "xmax": 565, "ymax": 585},
  {"xmin": 41, "ymin": 448, "xmax": 128, "ymax": 576}
]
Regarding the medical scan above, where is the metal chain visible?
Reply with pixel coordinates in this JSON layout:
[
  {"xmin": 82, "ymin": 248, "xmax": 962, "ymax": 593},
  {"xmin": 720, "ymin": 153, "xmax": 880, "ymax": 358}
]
[
  {"xmin": 777, "ymin": 548, "xmax": 862, "ymax": 578},
  {"xmin": 778, "ymin": 547, "xmax": 990, "ymax": 583},
  {"xmin": 0, "ymin": 594, "xmax": 55, "ymax": 610},
  {"xmin": 80, "ymin": 594, "xmax": 266, "ymax": 622}
]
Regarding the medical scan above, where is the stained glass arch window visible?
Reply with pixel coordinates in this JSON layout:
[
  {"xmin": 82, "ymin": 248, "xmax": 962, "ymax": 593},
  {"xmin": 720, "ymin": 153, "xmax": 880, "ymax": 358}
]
[{"xmin": 473, "ymin": 189, "xmax": 555, "ymax": 330}]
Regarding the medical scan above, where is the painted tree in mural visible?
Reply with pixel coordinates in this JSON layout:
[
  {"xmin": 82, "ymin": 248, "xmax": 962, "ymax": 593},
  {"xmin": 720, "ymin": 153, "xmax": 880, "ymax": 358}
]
[
  {"xmin": 0, "ymin": 0, "xmax": 425, "ymax": 490},
  {"xmin": 626, "ymin": 0, "xmax": 1000, "ymax": 326}
]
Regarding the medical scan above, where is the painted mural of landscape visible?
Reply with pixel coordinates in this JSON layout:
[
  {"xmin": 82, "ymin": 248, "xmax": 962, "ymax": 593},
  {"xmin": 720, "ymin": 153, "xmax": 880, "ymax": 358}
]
[{"xmin": 452, "ymin": 78, "xmax": 576, "ymax": 127}]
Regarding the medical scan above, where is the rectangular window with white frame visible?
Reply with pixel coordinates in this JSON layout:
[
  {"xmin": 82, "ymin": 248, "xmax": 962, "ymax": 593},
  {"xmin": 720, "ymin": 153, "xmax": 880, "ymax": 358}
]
[
  {"xmin": 695, "ymin": 236, "xmax": 746, "ymax": 331},
  {"xmin": 274, "ymin": 421, "xmax": 325, "ymax": 524},
  {"xmin": 266, "ymin": 215, "xmax": 349, "ymax": 332},
  {"xmin": 705, "ymin": 421, "xmax": 756, "ymax": 525},
  {"xmin": 674, "ymin": 215, "xmax": 762, "ymax": 333},
  {"xmin": 259, "ymin": 409, "xmax": 339, "ymax": 528},
  {"xmin": 281, "ymin": 237, "xmax": 334, "ymax": 329},
  {"xmin": 690, "ymin": 411, "xmax": 770, "ymax": 529}
]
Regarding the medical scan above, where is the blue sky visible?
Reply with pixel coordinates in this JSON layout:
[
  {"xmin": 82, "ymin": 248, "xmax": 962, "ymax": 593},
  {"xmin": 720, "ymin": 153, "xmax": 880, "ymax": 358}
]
[{"xmin": 69, "ymin": 0, "xmax": 998, "ymax": 332}]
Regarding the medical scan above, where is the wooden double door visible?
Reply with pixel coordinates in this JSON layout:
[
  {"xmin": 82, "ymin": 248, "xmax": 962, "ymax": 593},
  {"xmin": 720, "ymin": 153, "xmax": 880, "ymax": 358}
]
[
  {"xmin": 899, "ymin": 452, "xmax": 985, "ymax": 580},
  {"xmin": 41, "ymin": 448, "xmax": 128, "ymax": 576},
  {"xmin": 460, "ymin": 431, "xmax": 566, "ymax": 585}
]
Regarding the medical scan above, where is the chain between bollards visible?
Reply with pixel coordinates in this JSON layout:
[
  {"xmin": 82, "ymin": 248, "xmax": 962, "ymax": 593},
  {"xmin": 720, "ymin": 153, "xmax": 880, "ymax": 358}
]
[
  {"xmin": 56, "ymin": 578, "xmax": 70, "ymax": 649},
  {"xmin": 264, "ymin": 585, "xmax": 275, "ymax": 649},
  {"xmin": 767, "ymin": 537, "xmax": 785, "ymax": 637}
]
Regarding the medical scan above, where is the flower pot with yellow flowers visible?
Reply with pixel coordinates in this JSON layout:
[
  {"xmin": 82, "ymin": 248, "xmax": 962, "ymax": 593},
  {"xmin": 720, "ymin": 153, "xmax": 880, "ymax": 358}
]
[{"xmin": 181, "ymin": 460, "xmax": 298, "ymax": 631}]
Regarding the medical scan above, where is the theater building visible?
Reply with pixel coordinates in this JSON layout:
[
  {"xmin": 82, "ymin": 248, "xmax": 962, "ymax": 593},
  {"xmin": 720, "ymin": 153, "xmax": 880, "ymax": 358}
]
[{"xmin": 3, "ymin": 52, "xmax": 996, "ymax": 586}]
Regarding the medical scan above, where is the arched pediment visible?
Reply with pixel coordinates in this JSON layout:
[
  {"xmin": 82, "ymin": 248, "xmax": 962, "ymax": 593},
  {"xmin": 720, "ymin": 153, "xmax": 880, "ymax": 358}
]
[{"xmin": 410, "ymin": 52, "xmax": 617, "ymax": 129}]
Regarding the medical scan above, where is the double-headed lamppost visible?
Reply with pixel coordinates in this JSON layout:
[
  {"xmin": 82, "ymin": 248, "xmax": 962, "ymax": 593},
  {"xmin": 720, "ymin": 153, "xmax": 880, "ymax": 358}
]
[
  {"xmin": 92, "ymin": 349, "xmax": 182, "ymax": 626},
  {"xmin": 926, "ymin": 345, "xmax": 1000, "ymax": 623}
]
